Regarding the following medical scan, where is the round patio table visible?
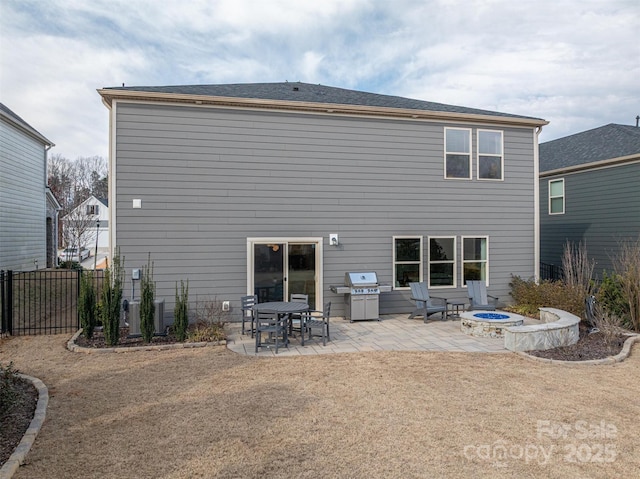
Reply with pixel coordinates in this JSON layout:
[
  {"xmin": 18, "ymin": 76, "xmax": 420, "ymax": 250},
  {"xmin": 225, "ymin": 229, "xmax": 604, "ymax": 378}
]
[
  {"xmin": 253, "ymin": 301, "xmax": 310, "ymax": 347},
  {"xmin": 253, "ymin": 301, "xmax": 309, "ymax": 314}
]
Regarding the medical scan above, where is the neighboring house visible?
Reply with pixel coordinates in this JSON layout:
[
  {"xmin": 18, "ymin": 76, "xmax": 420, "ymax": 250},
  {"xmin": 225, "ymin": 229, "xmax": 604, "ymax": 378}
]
[
  {"xmin": 0, "ymin": 103, "xmax": 57, "ymax": 270},
  {"xmin": 98, "ymin": 82, "xmax": 547, "ymax": 318},
  {"xmin": 539, "ymin": 123, "xmax": 640, "ymax": 280},
  {"xmin": 61, "ymin": 195, "xmax": 109, "ymax": 251}
]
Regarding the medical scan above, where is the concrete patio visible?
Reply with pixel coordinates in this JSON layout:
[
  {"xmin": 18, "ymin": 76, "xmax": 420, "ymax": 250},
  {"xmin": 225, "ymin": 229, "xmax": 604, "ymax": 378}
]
[{"xmin": 226, "ymin": 314, "xmax": 539, "ymax": 356}]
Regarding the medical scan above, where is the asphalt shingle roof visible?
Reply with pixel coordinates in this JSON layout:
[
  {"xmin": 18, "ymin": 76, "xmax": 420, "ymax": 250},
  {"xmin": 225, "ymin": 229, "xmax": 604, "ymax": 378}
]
[
  {"xmin": 0, "ymin": 102, "xmax": 54, "ymax": 146},
  {"xmin": 103, "ymin": 82, "xmax": 544, "ymax": 121},
  {"xmin": 539, "ymin": 123, "xmax": 640, "ymax": 172}
]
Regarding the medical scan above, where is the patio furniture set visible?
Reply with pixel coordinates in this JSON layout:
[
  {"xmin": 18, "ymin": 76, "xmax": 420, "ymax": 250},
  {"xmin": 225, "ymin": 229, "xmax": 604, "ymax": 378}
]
[
  {"xmin": 241, "ymin": 294, "xmax": 331, "ymax": 353},
  {"xmin": 408, "ymin": 280, "xmax": 498, "ymax": 322},
  {"xmin": 242, "ymin": 281, "xmax": 498, "ymax": 353}
]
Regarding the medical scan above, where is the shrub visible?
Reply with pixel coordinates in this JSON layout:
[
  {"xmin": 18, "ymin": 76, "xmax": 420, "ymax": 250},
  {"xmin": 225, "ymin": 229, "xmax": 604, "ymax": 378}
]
[
  {"xmin": 173, "ymin": 280, "xmax": 189, "ymax": 342},
  {"xmin": 79, "ymin": 271, "xmax": 97, "ymax": 339},
  {"xmin": 58, "ymin": 260, "xmax": 82, "ymax": 270},
  {"xmin": 188, "ymin": 298, "xmax": 228, "ymax": 342},
  {"xmin": 509, "ymin": 275, "xmax": 585, "ymax": 318},
  {"xmin": 611, "ymin": 236, "xmax": 640, "ymax": 332},
  {"xmin": 0, "ymin": 361, "xmax": 20, "ymax": 418},
  {"xmin": 597, "ymin": 272, "xmax": 630, "ymax": 324},
  {"xmin": 139, "ymin": 254, "xmax": 156, "ymax": 343},
  {"xmin": 562, "ymin": 240, "xmax": 595, "ymax": 298},
  {"xmin": 101, "ymin": 249, "xmax": 125, "ymax": 346}
]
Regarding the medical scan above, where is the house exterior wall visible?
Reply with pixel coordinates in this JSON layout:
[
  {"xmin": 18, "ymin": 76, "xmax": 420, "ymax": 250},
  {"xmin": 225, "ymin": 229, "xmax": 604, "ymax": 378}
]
[
  {"xmin": 112, "ymin": 101, "xmax": 538, "ymax": 319},
  {"xmin": 540, "ymin": 161, "xmax": 640, "ymax": 279},
  {"xmin": 0, "ymin": 118, "xmax": 47, "ymax": 271}
]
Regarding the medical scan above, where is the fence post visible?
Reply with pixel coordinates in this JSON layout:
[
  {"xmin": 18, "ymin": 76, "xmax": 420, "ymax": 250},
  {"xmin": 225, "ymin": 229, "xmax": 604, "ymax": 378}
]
[
  {"xmin": 6, "ymin": 271, "xmax": 14, "ymax": 335},
  {"xmin": 76, "ymin": 268, "xmax": 82, "ymax": 330},
  {"xmin": 1, "ymin": 270, "xmax": 5, "ymax": 334}
]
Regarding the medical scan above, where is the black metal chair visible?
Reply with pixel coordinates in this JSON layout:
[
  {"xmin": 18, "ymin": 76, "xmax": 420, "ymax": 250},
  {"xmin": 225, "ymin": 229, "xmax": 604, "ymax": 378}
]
[
  {"xmin": 241, "ymin": 295, "xmax": 257, "ymax": 336},
  {"xmin": 289, "ymin": 293, "xmax": 308, "ymax": 336},
  {"xmin": 301, "ymin": 302, "xmax": 331, "ymax": 346},
  {"xmin": 254, "ymin": 309, "xmax": 288, "ymax": 354}
]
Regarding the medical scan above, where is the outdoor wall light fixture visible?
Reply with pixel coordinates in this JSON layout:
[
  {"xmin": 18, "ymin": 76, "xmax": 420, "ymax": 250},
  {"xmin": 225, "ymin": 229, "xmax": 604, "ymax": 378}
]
[{"xmin": 329, "ymin": 234, "xmax": 339, "ymax": 246}]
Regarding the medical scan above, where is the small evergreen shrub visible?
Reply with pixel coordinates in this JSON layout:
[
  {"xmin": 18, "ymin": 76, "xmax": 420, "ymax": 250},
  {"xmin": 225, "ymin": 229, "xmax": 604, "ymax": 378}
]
[
  {"xmin": 173, "ymin": 280, "xmax": 189, "ymax": 342},
  {"xmin": 139, "ymin": 254, "xmax": 156, "ymax": 343},
  {"xmin": 101, "ymin": 249, "xmax": 125, "ymax": 346},
  {"xmin": 79, "ymin": 271, "xmax": 97, "ymax": 339}
]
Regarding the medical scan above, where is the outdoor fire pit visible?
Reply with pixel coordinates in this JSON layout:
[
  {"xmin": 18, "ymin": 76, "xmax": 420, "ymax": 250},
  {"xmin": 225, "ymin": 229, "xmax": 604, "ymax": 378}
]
[{"xmin": 460, "ymin": 311, "xmax": 525, "ymax": 338}]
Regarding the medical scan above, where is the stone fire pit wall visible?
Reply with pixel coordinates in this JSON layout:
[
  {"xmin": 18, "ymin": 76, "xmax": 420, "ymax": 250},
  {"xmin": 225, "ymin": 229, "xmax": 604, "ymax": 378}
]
[{"xmin": 503, "ymin": 307, "xmax": 580, "ymax": 352}]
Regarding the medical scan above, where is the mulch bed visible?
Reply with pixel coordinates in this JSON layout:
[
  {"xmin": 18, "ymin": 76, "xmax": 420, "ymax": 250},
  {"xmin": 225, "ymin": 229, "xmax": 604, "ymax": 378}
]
[
  {"xmin": 527, "ymin": 322, "xmax": 631, "ymax": 361},
  {"xmin": 0, "ymin": 377, "xmax": 37, "ymax": 466},
  {"xmin": 74, "ymin": 327, "xmax": 182, "ymax": 348}
]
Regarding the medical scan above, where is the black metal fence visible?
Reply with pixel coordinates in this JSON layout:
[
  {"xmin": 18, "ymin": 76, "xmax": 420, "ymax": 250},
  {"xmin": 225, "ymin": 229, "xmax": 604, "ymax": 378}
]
[
  {"xmin": 1, "ymin": 269, "xmax": 104, "ymax": 336},
  {"xmin": 540, "ymin": 262, "xmax": 564, "ymax": 281}
]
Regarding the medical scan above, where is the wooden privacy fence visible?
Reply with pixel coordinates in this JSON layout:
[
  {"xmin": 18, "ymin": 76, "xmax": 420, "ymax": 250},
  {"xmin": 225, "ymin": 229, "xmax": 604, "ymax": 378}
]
[{"xmin": 1, "ymin": 269, "xmax": 104, "ymax": 336}]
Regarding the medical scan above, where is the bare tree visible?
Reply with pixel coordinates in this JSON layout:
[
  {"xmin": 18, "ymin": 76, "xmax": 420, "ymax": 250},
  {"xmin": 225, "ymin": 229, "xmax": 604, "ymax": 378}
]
[{"xmin": 61, "ymin": 201, "xmax": 99, "ymax": 258}]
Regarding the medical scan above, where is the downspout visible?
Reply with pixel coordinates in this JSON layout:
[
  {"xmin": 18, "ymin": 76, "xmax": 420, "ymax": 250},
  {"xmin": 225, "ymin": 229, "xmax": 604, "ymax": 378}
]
[
  {"xmin": 44, "ymin": 143, "xmax": 54, "ymax": 269},
  {"xmin": 534, "ymin": 125, "xmax": 543, "ymax": 282}
]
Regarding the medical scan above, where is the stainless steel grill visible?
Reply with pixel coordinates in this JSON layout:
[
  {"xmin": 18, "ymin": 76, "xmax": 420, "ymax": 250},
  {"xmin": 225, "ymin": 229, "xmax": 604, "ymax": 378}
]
[{"xmin": 330, "ymin": 272, "xmax": 391, "ymax": 322}]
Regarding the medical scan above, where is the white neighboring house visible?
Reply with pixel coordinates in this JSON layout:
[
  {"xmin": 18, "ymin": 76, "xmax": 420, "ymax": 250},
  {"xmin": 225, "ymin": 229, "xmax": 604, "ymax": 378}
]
[{"xmin": 61, "ymin": 196, "xmax": 109, "ymax": 257}]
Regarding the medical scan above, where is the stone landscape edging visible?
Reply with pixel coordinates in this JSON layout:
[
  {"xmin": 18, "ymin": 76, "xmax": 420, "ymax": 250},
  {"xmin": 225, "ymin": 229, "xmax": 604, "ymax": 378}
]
[
  {"xmin": 66, "ymin": 329, "xmax": 225, "ymax": 353},
  {"xmin": 516, "ymin": 334, "xmax": 640, "ymax": 365},
  {"xmin": 0, "ymin": 374, "xmax": 48, "ymax": 479}
]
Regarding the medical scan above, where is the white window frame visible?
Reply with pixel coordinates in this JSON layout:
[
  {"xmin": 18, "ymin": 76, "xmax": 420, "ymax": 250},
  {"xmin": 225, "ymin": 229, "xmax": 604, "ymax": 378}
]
[
  {"xmin": 393, "ymin": 236, "xmax": 423, "ymax": 290},
  {"xmin": 477, "ymin": 129, "xmax": 504, "ymax": 181},
  {"xmin": 462, "ymin": 236, "xmax": 489, "ymax": 286},
  {"xmin": 444, "ymin": 127, "xmax": 472, "ymax": 180},
  {"xmin": 548, "ymin": 179, "xmax": 565, "ymax": 215},
  {"xmin": 427, "ymin": 236, "xmax": 457, "ymax": 289}
]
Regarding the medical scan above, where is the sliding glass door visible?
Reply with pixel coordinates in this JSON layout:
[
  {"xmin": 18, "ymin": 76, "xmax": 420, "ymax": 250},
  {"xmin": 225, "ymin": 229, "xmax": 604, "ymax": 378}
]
[{"xmin": 249, "ymin": 239, "xmax": 321, "ymax": 309}]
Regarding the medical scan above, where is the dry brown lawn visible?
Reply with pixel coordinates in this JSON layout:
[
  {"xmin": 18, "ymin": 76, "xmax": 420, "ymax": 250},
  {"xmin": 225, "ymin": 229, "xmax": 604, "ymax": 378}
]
[{"xmin": 1, "ymin": 335, "xmax": 639, "ymax": 478}]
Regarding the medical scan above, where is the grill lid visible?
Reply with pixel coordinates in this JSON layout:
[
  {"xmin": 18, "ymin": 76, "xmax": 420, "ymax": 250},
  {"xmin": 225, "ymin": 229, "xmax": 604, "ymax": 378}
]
[{"xmin": 345, "ymin": 272, "xmax": 379, "ymax": 287}]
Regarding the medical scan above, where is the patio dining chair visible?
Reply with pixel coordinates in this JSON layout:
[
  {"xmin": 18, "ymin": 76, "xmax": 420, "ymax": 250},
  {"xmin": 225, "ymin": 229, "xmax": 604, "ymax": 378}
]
[
  {"xmin": 466, "ymin": 281, "xmax": 498, "ymax": 311},
  {"xmin": 254, "ymin": 309, "xmax": 288, "ymax": 354},
  {"xmin": 289, "ymin": 293, "xmax": 309, "ymax": 336},
  {"xmin": 408, "ymin": 282, "xmax": 447, "ymax": 322},
  {"xmin": 241, "ymin": 295, "xmax": 258, "ymax": 337},
  {"xmin": 301, "ymin": 302, "xmax": 331, "ymax": 346}
]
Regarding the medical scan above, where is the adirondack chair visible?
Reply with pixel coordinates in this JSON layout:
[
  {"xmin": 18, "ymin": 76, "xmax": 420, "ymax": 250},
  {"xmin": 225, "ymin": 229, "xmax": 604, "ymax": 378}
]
[
  {"xmin": 408, "ymin": 282, "xmax": 448, "ymax": 322},
  {"xmin": 466, "ymin": 281, "xmax": 498, "ymax": 311}
]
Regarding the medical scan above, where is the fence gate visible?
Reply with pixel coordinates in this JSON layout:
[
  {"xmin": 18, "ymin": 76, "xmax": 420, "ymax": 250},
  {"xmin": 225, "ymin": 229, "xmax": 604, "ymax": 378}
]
[{"xmin": 1, "ymin": 269, "xmax": 99, "ymax": 336}]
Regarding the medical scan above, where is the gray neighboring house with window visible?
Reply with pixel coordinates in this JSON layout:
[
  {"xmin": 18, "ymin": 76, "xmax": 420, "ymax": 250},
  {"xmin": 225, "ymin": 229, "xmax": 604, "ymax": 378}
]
[
  {"xmin": 0, "ymin": 103, "xmax": 59, "ymax": 271},
  {"xmin": 539, "ymin": 123, "xmax": 640, "ymax": 280},
  {"xmin": 98, "ymin": 82, "xmax": 547, "ymax": 319}
]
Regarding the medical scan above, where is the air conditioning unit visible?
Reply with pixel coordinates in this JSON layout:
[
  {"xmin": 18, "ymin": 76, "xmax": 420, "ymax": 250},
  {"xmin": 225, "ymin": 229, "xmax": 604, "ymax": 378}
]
[{"xmin": 127, "ymin": 299, "xmax": 165, "ymax": 337}]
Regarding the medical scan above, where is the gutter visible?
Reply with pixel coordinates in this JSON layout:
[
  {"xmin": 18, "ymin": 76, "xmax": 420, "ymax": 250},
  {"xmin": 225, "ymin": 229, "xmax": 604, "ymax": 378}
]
[
  {"xmin": 540, "ymin": 153, "xmax": 640, "ymax": 177},
  {"xmin": 534, "ymin": 125, "xmax": 543, "ymax": 282}
]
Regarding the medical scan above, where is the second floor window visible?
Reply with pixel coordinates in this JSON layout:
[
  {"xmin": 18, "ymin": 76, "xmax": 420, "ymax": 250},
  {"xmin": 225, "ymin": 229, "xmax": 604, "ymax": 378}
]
[
  {"xmin": 478, "ymin": 130, "xmax": 503, "ymax": 180},
  {"xmin": 86, "ymin": 205, "xmax": 100, "ymax": 215},
  {"xmin": 445, "ymin": 128, "xmax": 471, "ymax": 179}
]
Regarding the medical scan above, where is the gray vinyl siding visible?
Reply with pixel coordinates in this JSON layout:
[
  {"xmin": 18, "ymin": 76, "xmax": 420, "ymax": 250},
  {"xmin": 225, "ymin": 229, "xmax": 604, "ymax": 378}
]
[
  {"xmin": 540, "ymin": 162, "xmax": 640, "ymax": 279},
  {"xmin": 114, "ymin": 102, "xmax": 537, "ymax": 319},
  {"xmin": 0, "ymin": 119, "xmax": 47, "ymax": 271}
]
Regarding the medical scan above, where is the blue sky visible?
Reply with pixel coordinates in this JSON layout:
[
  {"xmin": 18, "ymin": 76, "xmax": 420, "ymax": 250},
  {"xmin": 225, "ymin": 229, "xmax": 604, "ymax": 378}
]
[{"xmin": 1, "ymin": 0, "xmax": 638, "ymax": 160}]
